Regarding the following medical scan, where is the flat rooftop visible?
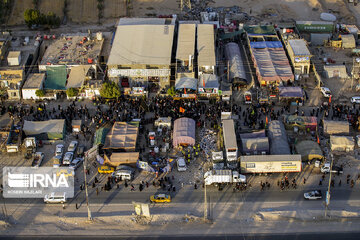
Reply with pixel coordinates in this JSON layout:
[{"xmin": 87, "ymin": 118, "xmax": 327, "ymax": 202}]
[
  {"xmin": 40, "ymin": 33, "xmax": 104, "ymax": 66},
  {"xmin": 108, "ymin": 18, "xmax": 175, "ymax": 66},
  {"xmin": 176, "ymin": 24, "xmax": 196, "ymax": 61},
  {"xmin": 23, "ymin": 73, "xmax": 45, "ymax": 89}
]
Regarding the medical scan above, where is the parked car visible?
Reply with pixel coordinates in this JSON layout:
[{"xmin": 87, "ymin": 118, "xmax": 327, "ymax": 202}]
[
  {"xmin": 31, "ymin": 152, "xmax": 44, "ymax": 168},
  {"xmin": 351, "ymin": 96, "xmax": 360, "ymax": 104},
  {"xmin": 150, "ymin": 194, "xmax": 171, "ymax": 203},
  {"xmin": 69, "ymin": 158, "xmax": 84, "ymax": 170},
  {"xmin": 55, "ymin": 144, "xmax": 64, "ymax": 157},
  {"xmin": 320, "ymin": 87, "xmax": 331, "ymax": 98},
  {"xmin": 177, "ymin": 157, "xmax": 187, "ymax": 172},
  {"xmin": 111, "ymin": 170, "xmax": 134, "ymax": 180},
  {"xmin": 321, "ymin": 162, "xmax": 343, "ymax": 174},
  {"xmin": 67, "ymin": 141, "xmax": 78, "ymax": 153},
  {"xmin": 63, "ymin": 152, "xmax": 74, "ymax": 165},
  {"xmin": 98, "ymin": 165, "xmax": 115, "ymax": 174},
  {"xmin": 52, "ymin": 155, "xmax": 62, "ymax": 168},
  {"xmin": 304, "ymin": 190, "xmax": 322, "ymax": 200},
  {"xmin": 44, "ymin": 192, "xmax": 67, "ymax": 204}
]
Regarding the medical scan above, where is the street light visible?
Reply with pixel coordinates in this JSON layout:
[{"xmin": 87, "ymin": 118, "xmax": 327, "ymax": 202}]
[
  {"xmin": 204, "ymin": 182, "xmax": 207, "ymax": 221},
  {"xmin": 83, "ymin": 153, "xmax": 92, "ymax": 221},
  {"xmin": 324, "ymin": 153, "xmax": 334, "ymax": 218}
]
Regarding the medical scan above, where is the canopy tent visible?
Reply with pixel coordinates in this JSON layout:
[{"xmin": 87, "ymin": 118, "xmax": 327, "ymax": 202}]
[
  {"xmin": 279, "ymin": 87, "xmax": 304, "ymax": 98},
  {"xmin": 94, "ymin": 127, "xmax": 110, "ymax": 146},
  {"xmin": 295, "ymin": 140, "xmax": 323, "ymax": 161},
  {"xmin": 198, "ymin": 74, "xmax": 219, "ymax": 89},
  {"xmin": 23, "ymin": 119, "xmax": 65, "ymax": 140},
  {"xmin": 173, "ymin": 117, "xmax": 196, "ymax": 147},
  {"xmin": 104, "ymin": 152, "xmax": 140, "ymax": 167},
  {"xmin": 268, "ymin": 120, "xmax": 290, "ymax": 155},
  {"xmin": 241, "ymin": 137, "xmax": 269, "ymax": 155},
  {"xmin": 103, "ymin": 122, "xmax": 138, "ymax": 151},
  {"xmin": 66, "ymin": 65, "xmax": 91, "ymax": 89},
  {"xmin": 330, "ymin": 135, "xmax": 354, "ymax": 152},
  {"xmin": 175, "ymin": 77, "xmax": 198, "ymax": 90},
  {"xmin": 323, "ymin": 120, "xmax": 349, "ymax": 135},
  {"xmin": 341, "ymin": 34, "xmax": 356, "ymax": 49}
]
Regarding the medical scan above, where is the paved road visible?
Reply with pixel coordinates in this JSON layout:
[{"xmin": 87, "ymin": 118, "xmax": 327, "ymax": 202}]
[{"xmin": 3, "ymin": 186, "xmax": 360, "ymax": 205}]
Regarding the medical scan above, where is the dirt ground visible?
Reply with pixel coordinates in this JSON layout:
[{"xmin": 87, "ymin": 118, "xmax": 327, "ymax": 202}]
[{"xmin": 5, "ymin": 0, "xmax": 359, "ymax": 26}]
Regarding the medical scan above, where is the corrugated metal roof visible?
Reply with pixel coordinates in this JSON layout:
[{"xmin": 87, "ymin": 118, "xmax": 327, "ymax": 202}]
[
  {"xmin": 197, "ymin": 24, "xmax": 216, "ymax": 67},
  {"xmin": 108, "ymin": 18, "xmax": 175, "ymax": 66},
  {"xmin": 241, "ymin": 154, "xmax": 301, "ymax": 162},
  {"xmin": 176, "ymin": 24, "xmax": 196, "ymax": 61},
  {"xmin": 198, "ymin": 74, "xmax": 219, "ymax": 88},
  {"xmin": 288, "ymin": 39, "xmax": 311, "ymax": 56}
]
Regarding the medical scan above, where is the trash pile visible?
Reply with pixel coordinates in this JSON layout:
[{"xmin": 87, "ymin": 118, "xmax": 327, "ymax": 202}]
[{"xmin": 199, "ymin": 128, "xmax": 217, "ymax": 161}]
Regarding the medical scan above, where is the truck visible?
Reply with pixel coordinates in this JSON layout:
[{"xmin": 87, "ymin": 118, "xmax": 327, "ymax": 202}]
[
  {"xmin": 24, "ymin": 137, "xmax": 37, "ymax": 159},
  {"xmin": 212, "ymin": 151, "xmax": 224, "ymax": 170},
  {"xmin": 31, "ymin": 152, "xmax": 44, "ymax": 168},
  {"xmin": 240, "ymin": 155, "xmax": 302, "ymax": 174},
  {"xmin": 222, "ymin": 119, "xmax": 238, "ymax": 169},
  {"xmin": 204, "ymin": 169, "xmax": 246, "ymax": 186},
  {"xmin": 320, "ymin": 162, "xmax": 343, "ymax": 174}
]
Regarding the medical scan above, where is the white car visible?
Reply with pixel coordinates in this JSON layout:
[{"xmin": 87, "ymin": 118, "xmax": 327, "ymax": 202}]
[
  {"xmin": 304, "ymin": 190, "xmax": 322, "ymax": 200},
  {"xmin": 55, "ymin": 144, "xmax": 64, "ymax": 157},
  {"xmin": 63, "ymin": 152, "xmax": 74, "ymax": 165},
  {"xmin": 320, "ymin": 87, "xmax": 331, "ymax": 98},
  {"xmin": 176, "ymin": 157, "xmax": 187, "ymax": 172},
  {"xmin": 69, "ymin": 158, "xmax": 83, "ymax": 170},
  {"xmin": 356, "ymin": 135, "xmax": 360, "ymax": 147},
  {"xmin": 44, "ymin": 192, "xmax": 67, "ymax": 204},
  {"xmin": 351, "ymin": 96, "xmax": 360, "ymax": 104},
  {"xmin": 67, "ymin": 141, "xmax": 78, "ymax": 153}
]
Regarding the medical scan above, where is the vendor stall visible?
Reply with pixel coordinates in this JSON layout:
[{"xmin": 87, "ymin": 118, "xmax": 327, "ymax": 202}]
[
  {"xmin": 295, "ymin": 140, "xmax": 323, "ymax": 161},
  {"xmin": 173, "ymin": 117, "xmax": 196, "ymax": 147},
  {"xmin": 330, "ymin": 136, "xmax": 354, "ymax": 152},
  {"xmin": 323, "ymin": 120, "xmax": 349, "ymax": 136},
  {"xmin": 198, "ymin": 74, "xmax": 219, "ymax": 99},
  {"xmin": 279, "ymin": 87, "xmax": 304, "ymax": 105},
  {"xmin": 175, "ymin": 77, "xmax": 197, "ymax": 99},
  {"xmin": 284, "ymin": 115, "xmax": 317, "ymax": 132}
]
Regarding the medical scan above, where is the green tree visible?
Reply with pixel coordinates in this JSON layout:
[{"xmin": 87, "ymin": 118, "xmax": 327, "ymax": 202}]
[
  {"xmin": 167, "ymin": 86, "xmax": 176, "ymax": 97},
  {"xmin": 24, "ymin": 9, "xmax": 41, "ymax": 27},
  {"xmin": 100, "ymin": 81, "xmax": 121, "ymax": 99},
  {"xmin": 35, "ymin": 89, "xmax": 45, "ymax": 97},
  {"xmin": 66, "ymin": 88, "xmax": 79, "ymax": 98}
]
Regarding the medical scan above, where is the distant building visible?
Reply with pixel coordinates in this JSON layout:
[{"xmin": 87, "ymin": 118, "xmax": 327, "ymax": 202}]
[{"xmin": 0, "ymin": 33, "xmax": 41, "ymax": 99}]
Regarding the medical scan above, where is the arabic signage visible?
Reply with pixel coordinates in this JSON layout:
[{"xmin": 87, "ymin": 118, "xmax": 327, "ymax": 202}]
[{"xmin": 109, "ymin": 68, "xmax": 170, "ymax": 78}]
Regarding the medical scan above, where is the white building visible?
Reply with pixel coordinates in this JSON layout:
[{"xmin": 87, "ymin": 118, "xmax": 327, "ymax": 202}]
[{"xmin": 21, "ymin": 73, "xmax": 45, "ymax": 100}]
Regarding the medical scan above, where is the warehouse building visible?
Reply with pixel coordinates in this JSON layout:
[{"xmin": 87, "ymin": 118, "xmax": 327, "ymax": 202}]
[
  {"xmin": 107, "ymin": 18, "xmax": 176, "ymax": 93},
  {"xmin": 197, "ymin": 24, "xmax": 216, "ymax": 76}
]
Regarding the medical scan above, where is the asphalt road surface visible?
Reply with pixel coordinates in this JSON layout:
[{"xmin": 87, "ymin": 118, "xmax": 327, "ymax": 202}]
[{"xmin": 2, "ymin": 186, "xmax": 360, "ymax": 205}]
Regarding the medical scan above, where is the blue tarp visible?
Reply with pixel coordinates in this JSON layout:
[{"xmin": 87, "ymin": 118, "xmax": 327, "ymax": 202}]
[{"xmin": 250, "ymin": 41, "xmax": 283, "ymax": 49}]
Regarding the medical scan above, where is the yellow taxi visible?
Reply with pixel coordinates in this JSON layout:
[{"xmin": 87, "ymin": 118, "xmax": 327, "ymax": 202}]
[
  {"xmin": 150, "ymin": 194, "xmax": 171, "ymax": 203},
  {"xmin": 98, "ymin": 165, "xmax": 115, "ymax": 174},
  {"xmin": 56, "ymin": 169, "xmax": 74, "ymax": 177}
]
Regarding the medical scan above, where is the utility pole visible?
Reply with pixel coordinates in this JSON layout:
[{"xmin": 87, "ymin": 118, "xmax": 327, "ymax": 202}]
[
  {"xmin": 324, "ymin": 153, "xmax": 333, "ymax": 218},
  {"xmin": 204, "ymin": 182, "xmax": 207, "ymax": 221},
  {"xmin": 83, "ymin": 154, "xmax": 93, "ymax": 221}
]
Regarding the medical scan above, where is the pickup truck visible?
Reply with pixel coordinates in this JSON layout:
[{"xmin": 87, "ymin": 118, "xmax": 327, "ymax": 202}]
[
  {"xmin": 31, "ymin": 152, "xmax": 44, "ymax": 168},
  {"xmin": 320, "ymin": 162, "xmax": 343, "ymax": 174}
]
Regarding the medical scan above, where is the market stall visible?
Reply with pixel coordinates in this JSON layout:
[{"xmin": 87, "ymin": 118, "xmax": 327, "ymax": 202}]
[
  {"xmin": 330, "ymin": 136, "xmax": 354, "ymax": 152},
  {"xmin": 279, "ymin": 87, "xmax": 304, "ymax": 105},
  {"xmin": 295, "ymin": 140, "xmax": 323, "ymax": 161},
  {"xmin": 323, "ymin": 120, "xmax": 349, "ymax": 136}
]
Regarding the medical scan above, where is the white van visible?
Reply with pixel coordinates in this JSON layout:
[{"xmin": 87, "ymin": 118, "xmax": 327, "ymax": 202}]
[
  {"xmin": 111, "ymin": 170, "xmax": 134, "ymax": 180},
  {"xmin": 44, "ymin": 192, "xmax": 67, "ymax": 204},
  {"xmin": 351, "ymin": 96, "xmax": 360, "ymax": 104},
  {"xmin": 177, "ymin": 158, "xmax": 187, "ymax": 172}
]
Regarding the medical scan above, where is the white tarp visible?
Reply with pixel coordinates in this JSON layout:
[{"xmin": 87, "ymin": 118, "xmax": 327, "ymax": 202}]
[{"xmin": 330, "ymin": 135, "xmax": 354, "ymax": 151}]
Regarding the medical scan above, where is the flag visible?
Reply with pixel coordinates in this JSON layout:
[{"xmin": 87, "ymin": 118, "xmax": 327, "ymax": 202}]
[
  {"xmin": 265, "ymin": 116, "xmax": 268, "ymax": 125},
  {"xmin": 317, "ymin": 136, "xmax": 320, "ymax": 144},
  {"xmin": 329, "ymin": 95, "xmax": 331, "ymax": 104},
  {"xmin": 184, "ymin": 88, "xmax": 187, "ymax": 95},
  {"xmin": 179, "ymin": 107, "xmax": 185, "ymax": 113}
]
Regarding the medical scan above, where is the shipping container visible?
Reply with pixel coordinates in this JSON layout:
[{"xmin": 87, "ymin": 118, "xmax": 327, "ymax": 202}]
[
  {"xmin": 296, "ymin": 21, "xmax": 334, "ymax": 33},
  {"xmin": 240, "ymin": 155, "xmax": 302, "ymax": 173}
]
